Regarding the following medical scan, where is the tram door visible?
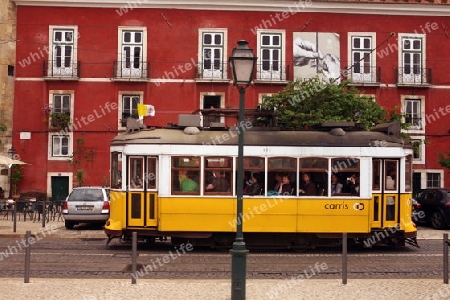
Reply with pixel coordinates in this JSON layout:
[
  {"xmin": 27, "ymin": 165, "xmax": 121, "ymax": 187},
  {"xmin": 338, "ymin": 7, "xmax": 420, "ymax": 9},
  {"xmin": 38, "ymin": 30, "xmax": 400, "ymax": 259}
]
[
  {"xmin": 372, "ymin": 159, "xmax": 399, "ymax": 228},
  {"xmin": 127, "ymin": 157, "xmax": 158, "ymax": 227}
]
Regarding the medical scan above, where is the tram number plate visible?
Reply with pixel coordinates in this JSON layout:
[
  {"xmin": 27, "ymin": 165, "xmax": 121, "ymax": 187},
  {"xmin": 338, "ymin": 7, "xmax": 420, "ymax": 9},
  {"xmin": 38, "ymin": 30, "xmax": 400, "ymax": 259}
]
[{"xmin": 76, "ymin": 206, "xmax": 93, "ymax": 211}]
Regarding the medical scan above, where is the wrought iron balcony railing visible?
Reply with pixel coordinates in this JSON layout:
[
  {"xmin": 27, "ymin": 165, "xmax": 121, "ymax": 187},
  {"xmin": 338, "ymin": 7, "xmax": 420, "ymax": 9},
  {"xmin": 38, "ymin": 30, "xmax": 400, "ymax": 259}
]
[
  {"xmin": 255, "ymin": 62, "xmax": 288, "ymax": 81},
  {"xmin": 113, "ymin": 61, "xmax": 149, "ymax": 80},
  {"xmin": 43, "ymin": 60, "xmax": 80, "ymax": 78},
  {"xmin": 345, "ymin": 66, "xmax": 381, "ymax": 84},
  {"xmin": 396, "ymin": 67, "xmax": 432, "ymax": 85},
  {"xmin": 195, "ymin": 62, "xmax": 228, "ymax": 80},
  {"xmin": 405, "ymin": 117, "xmax": 423, "ymax": 130}
]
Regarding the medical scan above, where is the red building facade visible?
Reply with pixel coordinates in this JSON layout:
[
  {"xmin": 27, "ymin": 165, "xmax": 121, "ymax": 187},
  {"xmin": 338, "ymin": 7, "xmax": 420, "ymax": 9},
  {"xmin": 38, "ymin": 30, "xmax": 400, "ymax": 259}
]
[{"xmin": 11, "ymin": 0, "xmax": 450, "ymax": 198}]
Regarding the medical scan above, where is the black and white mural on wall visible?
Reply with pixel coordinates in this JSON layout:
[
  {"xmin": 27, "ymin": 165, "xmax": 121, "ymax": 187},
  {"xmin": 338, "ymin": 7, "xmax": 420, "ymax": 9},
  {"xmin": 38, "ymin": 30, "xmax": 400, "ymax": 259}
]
[{"xmin": 293, "ymin": 32, "xmax": 341, "ymax": 83}]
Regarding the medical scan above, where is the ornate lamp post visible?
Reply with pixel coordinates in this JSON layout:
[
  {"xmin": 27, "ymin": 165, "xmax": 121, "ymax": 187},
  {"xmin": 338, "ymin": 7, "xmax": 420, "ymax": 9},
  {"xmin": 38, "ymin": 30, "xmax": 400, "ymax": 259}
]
[
  {"xmin": 229, "ymin": 40, "xmax": 257, "ymax": 300},
  {"xmin": 7, "ymin": 146, "xmax": 16, "ymax": 198}
]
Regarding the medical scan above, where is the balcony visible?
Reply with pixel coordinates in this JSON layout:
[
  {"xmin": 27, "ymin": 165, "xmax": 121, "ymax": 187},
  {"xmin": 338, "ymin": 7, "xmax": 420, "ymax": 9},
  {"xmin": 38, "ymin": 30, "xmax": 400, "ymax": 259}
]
[
  {"xmin": 195, "ymin": 62, "xmax": 229, "ymax": 83},
  {"xmin": 254, "ymin": 63, "xmax": 289, "ymax": 84},
  {"xmin": 405, "ymin": 117, "xmax": 423, "ymax": 131},
  {"xmin": 396, "ymin": 67, "xmax": 432, "ymax": 87},
  {"xmin": 43, "ymin": 60, "xmax": 80, "ymax": 80},
  {"xmin": 113, "ymin": 61, "xmax": 149, "ymax": 82},
  {"xmin": 345, "ymin": 66, "xmax": 381, "ymax": 86}
]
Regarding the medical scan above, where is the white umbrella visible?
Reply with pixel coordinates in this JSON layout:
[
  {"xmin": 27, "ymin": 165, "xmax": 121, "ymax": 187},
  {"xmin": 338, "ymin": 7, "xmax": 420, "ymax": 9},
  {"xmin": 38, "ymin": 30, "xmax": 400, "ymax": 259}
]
[{"xmin": 0, "ymin": 155, "xmax": 27, "ymax": 167}]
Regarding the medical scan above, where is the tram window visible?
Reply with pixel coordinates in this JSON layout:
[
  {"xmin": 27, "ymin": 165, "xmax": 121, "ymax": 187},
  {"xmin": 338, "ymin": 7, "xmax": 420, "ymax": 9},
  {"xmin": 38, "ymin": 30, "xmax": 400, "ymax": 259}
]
[
  {"xmin": 129, "ymin": 157, "xmax": 143, "ymax": 189},
  {"xmin": 300, "ymin": 158, "xmax": 328, "ymax": 196},
  {"xmin": 330, "ymin": 158, "xmax": 360, "ymax": 196},
  {"xmin": 405, "ymin": 155, "xmax": 412, "ymax": 192},
  {"xmin": 385, "ymin": 160, "xmax": 398, "ymax": 191},
  {"xmin": 372, "ymin": 160, "xmax": 381, "ymax": 190},
  {"xmin": 205, "ymin": 156, "xmax": 232, "ymax": 194},
  {"xmin": 147, "ymin": 157, "xmax": 157, "ymax": 190},
  {"xmin": 172, "ymin": 156, "xmax": 200, "ymax": 195},
  {"xmin": 268, "ymin": 157, "xmax": 296, "ymax": 193},
  {"xmin": 111, "ymin": 152, "xmax": 122, "ymax": 189}
]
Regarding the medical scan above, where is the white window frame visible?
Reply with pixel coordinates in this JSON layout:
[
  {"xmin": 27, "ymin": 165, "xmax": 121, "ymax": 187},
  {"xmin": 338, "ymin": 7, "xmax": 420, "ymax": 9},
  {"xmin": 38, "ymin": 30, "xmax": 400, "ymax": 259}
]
[
  {"xmin": 198, "ymin": 29, "xmax": 228, "ymax": 79},
  {"xmin": 200, "ymin": 92, "xmax": 225, "ymax": 124},
  {"xmin": 347, "ymin": 32, "xmax": 376, "ymax": 83},
  {"xmin": 49, "ymin": 90, "xmax": 74, "ymax": 130},
  {"xmin": 411, "ymin": 137, "xmax": 425, "ymax": 164},
  {"xmin": 401, "ymin": 95, "xmax": 425, "ymax": 134},
  {"xmin": 48, "ymin": 132, "xmax": 73, "ymax": 160},
  {"xmin": 48, "ymin": 26, "xmax": 78, "ymax": 77},
  {"xmin": 117, "ymin": 27, "xmax": 147, "ymax": 79},
  {"xmin": 398, "ymin": 33, "xmax": 426, "ymax": 84},
  {"xmin": 118, "ymin": 91, "xmax": 143, "ymax": 129},
  {"xmin": 256, "ymin": 30, "xmax": 285, "ymax": 81},
  {"xmin": 258, "ymin": 93, "xmax": 273, "ymax": 105},
  {"xmin": 426, "ymin": 171, "xmax": 443, "ymax": 188}
]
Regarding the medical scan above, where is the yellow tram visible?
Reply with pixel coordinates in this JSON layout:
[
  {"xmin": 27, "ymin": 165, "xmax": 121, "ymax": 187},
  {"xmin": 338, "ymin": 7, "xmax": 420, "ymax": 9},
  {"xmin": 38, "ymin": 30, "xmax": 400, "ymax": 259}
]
[{"xmin": 104, "ymin": 120, "xmax": 417, "ymax": 248}]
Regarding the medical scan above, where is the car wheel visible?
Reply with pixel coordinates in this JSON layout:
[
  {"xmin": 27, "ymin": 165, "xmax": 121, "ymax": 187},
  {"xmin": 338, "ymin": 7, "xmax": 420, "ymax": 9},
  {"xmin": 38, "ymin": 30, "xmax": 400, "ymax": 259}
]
[
  {"xmin": 431, "ymin": 211, "xmax": 446, "ymax": 229},
  {"xmin": 65, "ymin": 220, "xmax": 75, "ymax": 229}
]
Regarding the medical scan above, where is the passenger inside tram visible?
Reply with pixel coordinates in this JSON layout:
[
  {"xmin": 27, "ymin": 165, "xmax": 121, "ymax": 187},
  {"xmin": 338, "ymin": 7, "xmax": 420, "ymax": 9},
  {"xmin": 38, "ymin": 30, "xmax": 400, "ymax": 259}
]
[
  {"xmin": 205, "ymin": 171, "xmax": 230, "ymax": 192},
  {"xmin": 180, "ymin": 171, "xmax": 199, "ymax": 192}
]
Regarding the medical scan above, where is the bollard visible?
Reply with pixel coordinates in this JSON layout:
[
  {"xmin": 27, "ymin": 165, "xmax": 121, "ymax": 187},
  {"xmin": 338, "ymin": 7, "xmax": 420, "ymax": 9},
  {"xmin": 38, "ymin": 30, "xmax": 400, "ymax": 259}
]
[
  {"xmin": 24, "ymin": 230, "xmax": 31, "ymax": 283},
  {"xmin": 42, "ymin": 199, "xmax": 46, "ymax": 228},
  {"xmin": 444, "ymin": 233, "xmax": 449, "ymax": 284},
  {"xmin": 131, "ymin": 231, "xmax": 137, "ymax": 284},
  {"xmin": 13, "ymin": 202, "xmax": 17, "ymax": 233},
  {"xmin": 342, "ymin": 233, "xmax": 347, "ymax": 285}
]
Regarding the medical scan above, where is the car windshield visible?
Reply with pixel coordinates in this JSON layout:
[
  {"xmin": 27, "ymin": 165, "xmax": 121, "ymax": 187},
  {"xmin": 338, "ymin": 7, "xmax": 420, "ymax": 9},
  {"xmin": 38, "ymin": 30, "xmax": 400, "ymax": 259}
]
[{"xmin": 68, "ymin": 189, "xmax": 104, "ymax": 201}]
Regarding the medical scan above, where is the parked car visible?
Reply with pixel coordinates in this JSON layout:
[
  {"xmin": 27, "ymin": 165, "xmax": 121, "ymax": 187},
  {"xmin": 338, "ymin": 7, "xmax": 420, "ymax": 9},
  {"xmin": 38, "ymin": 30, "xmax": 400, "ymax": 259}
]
[
  {"xmin": 62, "ymin": 186, "xmax": 110, "ymax": 229},
  {"xmin": 413, "ymin": 188, "xmax": 450, "ymax": 229}
]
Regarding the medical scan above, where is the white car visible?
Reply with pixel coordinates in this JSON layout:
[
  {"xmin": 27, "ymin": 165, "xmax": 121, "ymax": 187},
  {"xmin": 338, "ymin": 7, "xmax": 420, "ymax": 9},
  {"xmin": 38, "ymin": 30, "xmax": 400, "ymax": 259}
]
[{"xmin": 62, "ymin": 186, "xmax": 110, "ymax": 229}]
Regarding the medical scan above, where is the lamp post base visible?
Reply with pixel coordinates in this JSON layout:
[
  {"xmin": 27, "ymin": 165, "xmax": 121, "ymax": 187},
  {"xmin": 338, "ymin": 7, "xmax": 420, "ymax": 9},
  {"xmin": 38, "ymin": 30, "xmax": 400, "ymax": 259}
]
[{"xmin": 230, "ymin": 239, "xmax": 249, "ymax": 300}]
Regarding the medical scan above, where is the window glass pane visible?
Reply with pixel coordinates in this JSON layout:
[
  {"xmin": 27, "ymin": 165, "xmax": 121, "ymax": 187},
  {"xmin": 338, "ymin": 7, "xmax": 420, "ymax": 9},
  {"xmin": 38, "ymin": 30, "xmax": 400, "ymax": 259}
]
[
  {"xmin": 64, "ymin": 46, "xmax": 72, "ymax": 67},
  {"xmin": 147, "ymin": 157, "xmax": 157, "ymax": 189},
  {"xmin": 405, "ymin": 155, "xmax": 412, "ymax": 192},
  {"xmin": 273, "ymin": 35, "xmax": 280, "ymax": 46},
  {"xmin": 135, "ymin": 32, "xmax": 142, "ymax": 43},
  {"xmin": 54, "ymin": 31, "xmax": 62, "ymax": 42},
  {"xmin": 203, "ymin": 34, "xmax": 212, "ymax": 45},
  {"xmin": 61, "ymin": 137, "xmax": 68, "ymax": 155},
  {"xmin": 353, "ymin": 38, "xmax": 360, "ymax": 49},
  {"xmin": 214, "ymin": 34, "xmax": 222, "ymax": 45},
  {"xmin": 172, "ymin": 156, "xmax": 201, "ymax": 194},
  {"xmin": 111, "ymin": 152, "xmax": 122, "ymax": 189},
  {"xmin": 331, "ymin": 158, "xmax": 360, "ymax": 196},
  {"xmin": 55, "ymin": 46, "xmax": 61, "ymax": 67},
  {"xmin": 385, "ymin": 160, "xmax": 398, "ymax": 191},
  {"xmin": 65, "ymin": 31, "xmax": 73, "ymax": 42},
  {"xmin": 129, "ymin": 157, "xmax": 143, "ymax": 189},
  {"xmin": 372, "ymin": 159, "xmax": 381, "ymax": 190},
  {"xmin": 133, "ymin": 47, "xmax": 141, "ymax": 68},
  {"xmin": 363, "ymin": 38, "xmax": 371, "ymax": 49},
  {"xmin": 262, "ymin": 35, "xmax": 270, "ymax": 46},
  {"xmin": 124, "ymin": 32, "xmax": 131, "ymax": 43},
  {"xmin": 413, "ymin": 39, "xmax": 421, "ymax": 50},
  {"xmin": 403, "ymin": 39, "xmax": 411, "ymax": 50}
]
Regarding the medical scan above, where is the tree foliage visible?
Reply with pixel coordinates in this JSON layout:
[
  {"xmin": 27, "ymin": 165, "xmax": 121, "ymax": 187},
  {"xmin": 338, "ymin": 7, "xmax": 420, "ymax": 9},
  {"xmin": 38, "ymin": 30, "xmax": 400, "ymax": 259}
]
[
  {"xmin": 258, "ymin": 77, "xmax": 400, "ymax": 130},
  {"xmin": 439, "ymin": 152, "xmax": 450, "ymax": 170}
]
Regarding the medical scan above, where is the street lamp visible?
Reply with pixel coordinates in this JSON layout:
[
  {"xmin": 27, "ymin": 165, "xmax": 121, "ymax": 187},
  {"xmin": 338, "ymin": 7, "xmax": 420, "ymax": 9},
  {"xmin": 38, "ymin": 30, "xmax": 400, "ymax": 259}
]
[
  {"xmin": 7, "ymin": 146, "xmax": 16, "ymax": 198},
  {"xmin": 229, "ymin": 40, "xmax": 257, "ymax": 300}
]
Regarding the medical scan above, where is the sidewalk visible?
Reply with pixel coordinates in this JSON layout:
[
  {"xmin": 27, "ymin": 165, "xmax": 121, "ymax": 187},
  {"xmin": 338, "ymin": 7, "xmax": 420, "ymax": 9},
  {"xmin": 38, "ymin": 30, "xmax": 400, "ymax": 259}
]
[{"xmin": 0, "ymin": 218, "xmax": 450, "ymax": 299}]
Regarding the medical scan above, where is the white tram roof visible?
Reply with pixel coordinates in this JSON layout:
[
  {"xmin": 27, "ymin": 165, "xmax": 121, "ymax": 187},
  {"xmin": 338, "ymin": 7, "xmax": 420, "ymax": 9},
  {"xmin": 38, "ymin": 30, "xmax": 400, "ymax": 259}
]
[{"xmin": 111, "ymin": 126, "xmax": 409, "ymax": 148}]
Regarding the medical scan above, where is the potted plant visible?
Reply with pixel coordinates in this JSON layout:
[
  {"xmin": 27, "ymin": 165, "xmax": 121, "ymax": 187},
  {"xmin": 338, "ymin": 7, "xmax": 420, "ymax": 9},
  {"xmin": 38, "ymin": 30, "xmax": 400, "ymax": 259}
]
[
  {"xmin": 10, "ymin": 165, "xmax": 24, "ymax": 199},
  {"xmin": 50, "ymin": 112, "xmax": 71, "ymax": 129}
]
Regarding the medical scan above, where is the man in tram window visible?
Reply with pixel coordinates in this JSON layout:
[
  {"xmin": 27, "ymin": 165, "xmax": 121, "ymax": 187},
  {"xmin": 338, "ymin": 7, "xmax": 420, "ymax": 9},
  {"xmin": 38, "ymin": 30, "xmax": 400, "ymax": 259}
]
[
  {"xmin": 331, "ymin": 173, "xmax": 343, "ymax": 195},
  {"xmin": 181, "ymin": 171, "xmax": 199, "ymax": 192},
  {"xmin": 206, "ymin": 171, "xmax": 230, "ymax": 192}
]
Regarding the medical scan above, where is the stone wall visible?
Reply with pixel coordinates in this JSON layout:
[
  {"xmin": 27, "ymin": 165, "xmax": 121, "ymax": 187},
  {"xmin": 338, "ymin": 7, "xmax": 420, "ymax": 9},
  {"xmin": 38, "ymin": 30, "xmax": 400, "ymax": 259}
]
[{"xmin": 0, "ymin": 0, "xmax": 16, "ymax": 195}]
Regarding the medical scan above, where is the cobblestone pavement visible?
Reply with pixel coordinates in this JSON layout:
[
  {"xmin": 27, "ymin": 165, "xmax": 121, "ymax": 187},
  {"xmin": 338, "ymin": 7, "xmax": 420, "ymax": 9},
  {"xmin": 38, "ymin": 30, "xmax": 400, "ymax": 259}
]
[{"xmin": 1, "ymin": 219, "xmax": 450, "ymax": 299}]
